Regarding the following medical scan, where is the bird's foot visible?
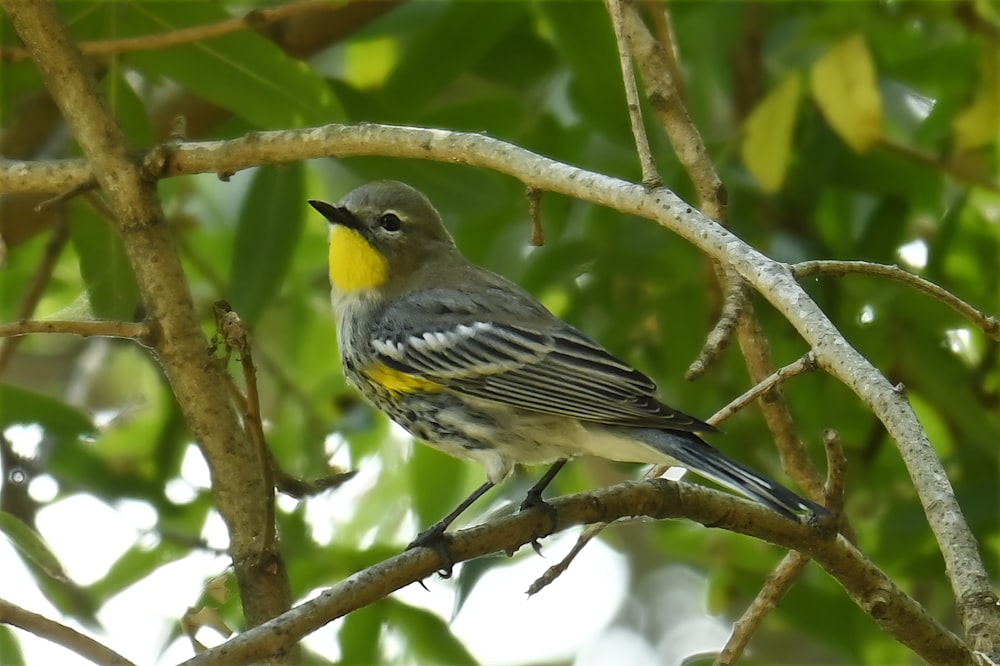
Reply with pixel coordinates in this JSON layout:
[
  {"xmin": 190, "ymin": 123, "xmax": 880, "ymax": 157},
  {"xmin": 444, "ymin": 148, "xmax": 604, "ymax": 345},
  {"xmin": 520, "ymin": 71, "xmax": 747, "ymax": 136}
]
[
  {"xmin": 407, "ymin": 522, "xmax": 456, "ymax": 579},
  {"xmin": 519, "ymin": 490, "xmax": 559, "ymax": 556}
]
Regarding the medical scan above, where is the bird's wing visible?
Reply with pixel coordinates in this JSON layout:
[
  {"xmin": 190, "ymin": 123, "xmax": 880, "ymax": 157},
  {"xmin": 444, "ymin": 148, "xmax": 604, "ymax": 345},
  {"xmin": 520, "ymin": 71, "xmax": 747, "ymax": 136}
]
[{"xmin": 371, "ymin": 286, "xmax": 714, "ymax": 432}]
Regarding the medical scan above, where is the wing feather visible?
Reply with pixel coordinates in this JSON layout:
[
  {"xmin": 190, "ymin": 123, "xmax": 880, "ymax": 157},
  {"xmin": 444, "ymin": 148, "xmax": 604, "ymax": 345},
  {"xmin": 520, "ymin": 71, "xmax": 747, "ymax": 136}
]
[{"xmin": 371, "ymin": 286, "xmax": 715, "ymax": 432}]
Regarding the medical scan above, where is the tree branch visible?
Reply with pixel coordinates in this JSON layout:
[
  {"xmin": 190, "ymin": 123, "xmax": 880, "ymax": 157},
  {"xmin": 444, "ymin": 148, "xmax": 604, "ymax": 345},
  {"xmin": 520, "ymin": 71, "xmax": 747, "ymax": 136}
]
[
  {"xmin": 179, "ymin": 479, "xmax": 972, "ymax": 666},
  {"xmin": 2, "ymin": 122, "xmax": 996, "ymax": 653},
  {"xmin": 616, "ymin": 2, "xmax": 829, "ymax": 508},
  {"xmin": 792, "ymin": 260, "xmax": 1000, "ymax": 341},
  {"xmin": 2, "ymin": 0, "xmax": 294, "ymax": 651},
  {"xmin": 0, "ymin": 0, "xmax": 336, "ymax": 64},
  {"xmin": 0, "ymin": 597, "xmax": 137, "ymax": 666},
  {"xmin": 0, "ymin": 319, "xmax": 151, "ymax": 342},
  {"xmin": 605, "ymin": 0, "xmax": 660, "ymax": 186}
]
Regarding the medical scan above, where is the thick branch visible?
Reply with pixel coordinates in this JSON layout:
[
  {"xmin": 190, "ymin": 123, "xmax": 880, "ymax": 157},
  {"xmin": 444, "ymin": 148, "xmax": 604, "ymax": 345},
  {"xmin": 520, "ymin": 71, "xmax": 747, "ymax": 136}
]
[
  {"xmin": 2, "ymin": 0, "xmax": 293, "ymax": 643},
  {"xmin": 180, "ymin": 479, "xmax": 972, "ymax": 666},
  {"xmin": 2, "ymin": 122, "xmax": 997, "ymax": 652}
]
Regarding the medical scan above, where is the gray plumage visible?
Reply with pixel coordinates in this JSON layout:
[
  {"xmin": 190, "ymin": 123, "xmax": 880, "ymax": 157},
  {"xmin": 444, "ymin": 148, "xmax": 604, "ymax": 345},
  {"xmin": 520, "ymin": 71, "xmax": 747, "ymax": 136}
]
[{"xmin": 311, "ymin": 181, "xmax": 829, "ymax": 521}]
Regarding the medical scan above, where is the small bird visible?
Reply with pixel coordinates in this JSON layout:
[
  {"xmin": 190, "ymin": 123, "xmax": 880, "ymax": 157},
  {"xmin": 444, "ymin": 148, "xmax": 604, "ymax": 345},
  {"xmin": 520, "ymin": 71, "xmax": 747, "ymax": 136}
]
[{"xmin": 309, "ymin": 181, "xmax": 828, "ymax": 552}]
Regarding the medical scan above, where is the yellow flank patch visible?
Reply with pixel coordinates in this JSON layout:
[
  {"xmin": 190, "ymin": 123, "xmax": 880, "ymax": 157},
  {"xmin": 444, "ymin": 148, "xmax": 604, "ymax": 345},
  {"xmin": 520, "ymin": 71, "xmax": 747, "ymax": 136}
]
[
  {"xmin": 363, "ymin": 362, "xmax": 441, "ymax": 395},
  {"xmin": 328, "ymin": 225, "xmax": 389, "ymax": 291}
]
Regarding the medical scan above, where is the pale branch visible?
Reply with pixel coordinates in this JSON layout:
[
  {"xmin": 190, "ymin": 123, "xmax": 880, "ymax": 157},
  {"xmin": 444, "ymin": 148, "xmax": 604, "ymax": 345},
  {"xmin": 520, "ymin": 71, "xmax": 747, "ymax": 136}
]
[
  {"xmin": 0, "ymin": 319, "xmax": 151, "ymax": 342},
  {"xmin": 3, "ymin": 120, "xmax": 994, "ymax": 648},
  {"xmin": 0, "ymin": 0, "xmax": 335, "ymax": 64},
  {"xmin": 2, "ymin": 0, "xmax": 294, "ymax": 646},
  {"xmin": 715, "ymin": 552, "xmax": 811, "ymax": 666},
  {"xmin": 179, "ymin": 479, "xmax": 972, "ymax": 666},
  {"xmin": 792, "ymin": 259, "xmax": 1000, "ymax": 342},
  {"xmin": 0, "ymin": 597, "xmax": 138, "ymax": 666},
  {"xmin": 605, "ymin": 0, "xmax": 660, "ymax": 187}
]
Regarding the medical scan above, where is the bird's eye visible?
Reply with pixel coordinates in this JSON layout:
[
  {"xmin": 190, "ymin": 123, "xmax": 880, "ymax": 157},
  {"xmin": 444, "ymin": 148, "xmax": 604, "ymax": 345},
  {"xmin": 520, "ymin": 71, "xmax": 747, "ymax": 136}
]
[{"xmin": 379, "ymin": 213, "xmax": 402, "ymax": 232}]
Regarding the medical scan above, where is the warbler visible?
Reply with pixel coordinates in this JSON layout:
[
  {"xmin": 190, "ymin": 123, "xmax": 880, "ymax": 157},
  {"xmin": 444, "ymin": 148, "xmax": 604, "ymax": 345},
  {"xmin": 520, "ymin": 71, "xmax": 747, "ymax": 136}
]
[{"xmin": 309, "ymin": 181, "xmax": 829, "ymax": 547}]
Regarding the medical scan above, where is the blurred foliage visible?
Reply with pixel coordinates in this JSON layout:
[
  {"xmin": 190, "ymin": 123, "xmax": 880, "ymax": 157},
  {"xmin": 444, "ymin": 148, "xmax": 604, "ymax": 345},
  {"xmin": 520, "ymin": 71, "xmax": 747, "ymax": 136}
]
[{"xmin": 1, "ymin": 1, "xmax": 997, "ymax": 664}]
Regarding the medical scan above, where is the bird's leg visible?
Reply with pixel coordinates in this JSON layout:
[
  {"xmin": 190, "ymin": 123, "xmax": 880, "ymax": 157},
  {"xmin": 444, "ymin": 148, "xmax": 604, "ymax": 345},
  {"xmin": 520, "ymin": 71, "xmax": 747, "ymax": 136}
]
[
  {"xmin": 520, "ymin": 459, "xmax": 568, "ymax": 554},
  {"xmin": 407, "ymin": 480, "xmax": 494, "ymax": 578}
]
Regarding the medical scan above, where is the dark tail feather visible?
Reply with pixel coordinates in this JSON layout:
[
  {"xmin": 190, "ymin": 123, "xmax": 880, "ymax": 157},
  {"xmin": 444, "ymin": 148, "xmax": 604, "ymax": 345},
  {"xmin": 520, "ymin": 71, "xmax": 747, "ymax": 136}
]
[{"xmin": 635, "ymin": 429, "xmax": 830, "ymax": 521}]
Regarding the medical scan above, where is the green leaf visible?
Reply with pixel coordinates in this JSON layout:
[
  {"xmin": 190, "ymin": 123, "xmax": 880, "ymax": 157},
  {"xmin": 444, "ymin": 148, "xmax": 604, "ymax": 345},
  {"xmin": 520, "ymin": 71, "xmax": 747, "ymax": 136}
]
[
  {"xmin": 0, "ymin": 385, "xmax": 96, "ymax": 440},
  {"xmin": 0, "ymin": 626, "xmax": 26, "ymax": 666},
  {"xmin": 120, "ymin": 1, "xmax": 341, "ymax": 129},
  {"xmin": 339, "ymin": 602, "xmax": 382, "ymax": 665},
  {"xmin": 0, "ymin": 512, "xmax": 69, "ymax": 582},
  {"xmin": 741, "ymin": 73, "xmax": 802, "ymax": 192},
  {"xmin": 386, "ymin": 598, "xmax": 479, "ymax": 665},
  {"xmin": 409, "ymin": 443, "xmax": 472, "ymax": 529},
  {"xmin": 227, "ymin": 163, "xmax": 306, "ymax": 325},
  {"xmin": 382, "ymin": 2, "xmax": 527, "ymax": 115},
  {"xmin": 69, "ymin": 204, "xmax": 142, "ymax": 321},
  {"xmin": 104, "ymin": 69, "xmax": 153, "ymax": 148}
]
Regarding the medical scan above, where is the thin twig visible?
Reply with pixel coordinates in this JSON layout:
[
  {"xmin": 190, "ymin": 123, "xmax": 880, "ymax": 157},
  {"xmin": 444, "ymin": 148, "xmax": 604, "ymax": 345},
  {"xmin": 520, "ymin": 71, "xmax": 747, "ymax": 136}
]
[
  {"xmin": 0, "ymin": 597, "xmax": 138, "ymax": 666},
  {"xmin": 527, "ymin": 521, "xmax": 614, "ymax": 596},
  {"xmin": 822, "ymin": 429, "xmax": 849, "ymax": 517},
  {"xmin": 0, "ymin": 218, "xmax": 70, "ymax": 375},
  {"xmin": 0, "ymin": 0, "xmax": 336, "ymax": 64},
  {"xmin": 0, "ymin": 319, "xmax": 150, "ymax": 341},
  {"xmin": 686, "ymin": 275, "xmax": 748, "ymax": 379},
  {"xmin": 710, "ymin": 352, "xmax": 818, "ymax": 424},
  {"xmin": 878, "ymin": 137, "xmax": 999, "ymax": 192},
  {"xmin": 526, "ymin": 186, "xmax": 545, "ymax": 246},
  {"xmin": 715, "ymin": 552, "xmax": 811, "ymax": 666},
  {"xmin": 605, "ymin": 0, "xmax": 660, "ymax": 187},
  {"xmin": 34, "ymin": 177, "xmax": 98, "ymax": 212},
  {"xmin": 793, "ymin": 260, "xmax": 1000, "ymax": 341},
  {"xmin": 212, "ymin": 301, "xmax": 276, "ymax": 550}
]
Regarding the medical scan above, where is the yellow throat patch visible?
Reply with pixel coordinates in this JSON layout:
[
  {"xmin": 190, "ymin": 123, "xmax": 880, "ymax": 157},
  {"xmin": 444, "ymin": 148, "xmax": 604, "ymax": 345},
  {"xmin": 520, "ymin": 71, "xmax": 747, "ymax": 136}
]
[{"xmin": 328, "ymin": 225, "xmax": 389, "ymax": 291}]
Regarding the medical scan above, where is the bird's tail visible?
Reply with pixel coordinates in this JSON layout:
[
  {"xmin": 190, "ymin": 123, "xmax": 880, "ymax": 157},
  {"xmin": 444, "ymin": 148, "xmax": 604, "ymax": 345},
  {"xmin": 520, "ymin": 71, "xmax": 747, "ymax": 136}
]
[{"xmin": 634, "ymin": 428, "xmax": 830, "ymax": 521}]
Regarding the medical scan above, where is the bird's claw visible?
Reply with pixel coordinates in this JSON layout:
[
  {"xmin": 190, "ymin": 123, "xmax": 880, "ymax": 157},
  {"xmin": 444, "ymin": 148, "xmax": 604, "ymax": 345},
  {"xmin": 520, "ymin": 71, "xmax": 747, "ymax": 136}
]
[
  {"xmin": 520, "ymin": 491, "xmax": 559, "ymax": 553},
  {"xmin": 407, "ymin": 523, "xmax": 456, "ymax": 579}
]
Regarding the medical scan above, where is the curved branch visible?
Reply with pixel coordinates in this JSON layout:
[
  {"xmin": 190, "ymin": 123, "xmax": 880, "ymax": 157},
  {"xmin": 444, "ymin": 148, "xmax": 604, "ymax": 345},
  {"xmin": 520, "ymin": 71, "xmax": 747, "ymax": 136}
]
[
  {"xmin": 179, "ymin": 479, "xmax": 972, "ymax": 666},
  {"xmin": 0, "ymin": 597, "xmax": 137, "ymax": 666},
  {"xmin": 792, "ymin": 260, "xmax": 1000, "ymax": 341},
  {"xmin": 2, "ymin": 122, "xmax": 996, "ymax": 653}
]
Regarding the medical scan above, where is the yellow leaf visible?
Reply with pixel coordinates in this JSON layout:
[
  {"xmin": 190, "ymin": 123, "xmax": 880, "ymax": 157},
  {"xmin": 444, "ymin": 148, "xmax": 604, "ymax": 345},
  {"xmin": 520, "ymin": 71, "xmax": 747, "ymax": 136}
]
[
  {"xmin": 953, "ymin": 44, "xmax": 999, "ymax": 150},
  {"xmin": 741, "ymin": 73, "xmax": 802, "ymax": 192},
  {"xmin": 811, "ymin": 34, "xmax": 884, "ymax": 152}
]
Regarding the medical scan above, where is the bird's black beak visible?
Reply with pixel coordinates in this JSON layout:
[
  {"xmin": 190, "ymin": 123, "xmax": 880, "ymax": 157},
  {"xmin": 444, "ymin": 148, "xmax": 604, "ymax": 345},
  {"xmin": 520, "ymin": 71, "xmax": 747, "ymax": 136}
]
[{"xmin": 308, "ymin": 200, "xmax": 362, "ymax": 231}]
